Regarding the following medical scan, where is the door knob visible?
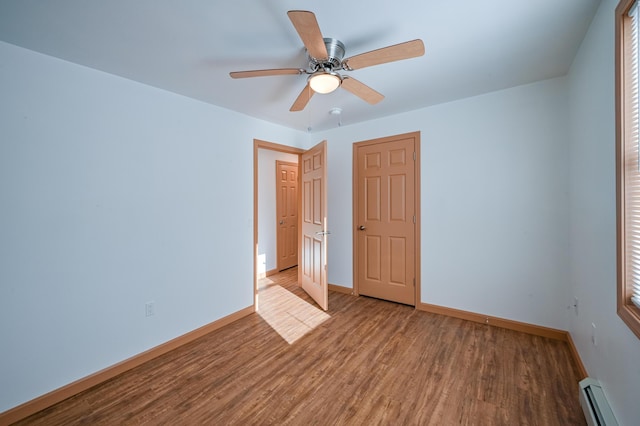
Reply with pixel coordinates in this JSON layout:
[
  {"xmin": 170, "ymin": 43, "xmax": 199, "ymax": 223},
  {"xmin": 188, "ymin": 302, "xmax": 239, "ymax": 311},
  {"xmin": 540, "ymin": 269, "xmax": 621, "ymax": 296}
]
[
  {"xmin": 359, "ymin": 225, "xmax": 366, "ymax": 230},
  {"xmin": 280, "ymin": 220, "xmax": 285, "ymax": 225}
]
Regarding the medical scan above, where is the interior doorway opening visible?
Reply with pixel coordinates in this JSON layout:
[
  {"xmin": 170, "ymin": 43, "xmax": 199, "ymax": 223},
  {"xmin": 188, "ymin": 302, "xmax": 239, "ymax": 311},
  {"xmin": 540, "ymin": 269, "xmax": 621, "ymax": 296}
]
[
  {"xmin": 254, "ymin": 139, "xmax": 304, "ymax": 311},
  {"xmin": 253, "ymin": 139, "xmax": 329, "ymax": 312}
]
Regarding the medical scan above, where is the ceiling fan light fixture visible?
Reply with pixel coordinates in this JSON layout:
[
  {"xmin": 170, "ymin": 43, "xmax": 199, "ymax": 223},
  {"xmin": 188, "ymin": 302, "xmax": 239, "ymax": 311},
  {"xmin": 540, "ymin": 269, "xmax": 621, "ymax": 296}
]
[{"xmin": 309, "ymin": 71, "xmax": 341, "ymax": 94}]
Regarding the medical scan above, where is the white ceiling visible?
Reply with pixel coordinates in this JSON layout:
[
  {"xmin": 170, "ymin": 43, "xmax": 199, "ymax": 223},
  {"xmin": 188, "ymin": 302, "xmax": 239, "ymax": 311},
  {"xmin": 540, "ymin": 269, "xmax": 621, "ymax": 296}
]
[{"xmin": 0, "ymin": 0, "xmax": 601, "ymax": 132}]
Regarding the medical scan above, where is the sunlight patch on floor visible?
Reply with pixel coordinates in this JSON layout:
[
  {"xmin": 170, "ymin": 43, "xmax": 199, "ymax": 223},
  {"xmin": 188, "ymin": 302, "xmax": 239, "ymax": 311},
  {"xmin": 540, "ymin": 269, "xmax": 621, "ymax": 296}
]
[{"xmin": 258, "ymin": 284, "xmax": 331, "ymax": 344}]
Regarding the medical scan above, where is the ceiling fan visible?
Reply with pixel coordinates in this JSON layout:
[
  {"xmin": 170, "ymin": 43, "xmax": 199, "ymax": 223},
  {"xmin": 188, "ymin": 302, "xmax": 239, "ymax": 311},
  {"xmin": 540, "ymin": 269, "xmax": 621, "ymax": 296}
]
[{"xmin": 229, "ymin": 10, "xmax": 425, "ymax": 112}]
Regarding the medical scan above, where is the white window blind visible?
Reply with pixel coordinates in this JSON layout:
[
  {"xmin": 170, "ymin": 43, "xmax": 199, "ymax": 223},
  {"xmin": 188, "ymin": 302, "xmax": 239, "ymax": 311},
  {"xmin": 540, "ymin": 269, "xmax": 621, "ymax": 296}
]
[{"xmin": 626, "ymin": 1, "xmax": 640, "ymax": 309}]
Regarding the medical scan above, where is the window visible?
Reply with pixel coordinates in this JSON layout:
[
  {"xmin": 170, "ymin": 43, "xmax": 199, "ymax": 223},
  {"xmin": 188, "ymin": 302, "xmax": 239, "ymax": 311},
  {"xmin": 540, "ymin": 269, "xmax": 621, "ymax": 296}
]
[{"xmin": 616, "ymin": 0, "xmax": 640, "ymax": 339}]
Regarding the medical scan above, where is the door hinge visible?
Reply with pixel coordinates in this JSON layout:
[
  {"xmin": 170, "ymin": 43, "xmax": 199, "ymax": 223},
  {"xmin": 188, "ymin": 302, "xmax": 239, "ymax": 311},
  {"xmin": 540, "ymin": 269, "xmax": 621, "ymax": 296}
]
[
  {"xmin": 413, "ymin": 278, "xmax": 416, "ymax": 287},
  {"xmin": 413, "ymin": 215, "xmax": 416, "ymax": 224},
  {"xmin": 413, "ymin": 151, "xmax": 416, "ymax": 161}
]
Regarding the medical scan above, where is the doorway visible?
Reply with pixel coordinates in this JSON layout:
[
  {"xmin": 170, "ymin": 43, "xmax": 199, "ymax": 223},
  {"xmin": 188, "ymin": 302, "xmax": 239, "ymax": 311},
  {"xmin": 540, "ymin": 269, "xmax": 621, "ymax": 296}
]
[
  {"xmin": 352, "ymin": 132, "xmax": 421, "ymax": 306},
  {"xmin": 254, "ymin": 140, "xmax": 303, "ymax": 309},
  {"xmin": 254, "ymin": 139, "xmax": 329, "ymax": 311}
]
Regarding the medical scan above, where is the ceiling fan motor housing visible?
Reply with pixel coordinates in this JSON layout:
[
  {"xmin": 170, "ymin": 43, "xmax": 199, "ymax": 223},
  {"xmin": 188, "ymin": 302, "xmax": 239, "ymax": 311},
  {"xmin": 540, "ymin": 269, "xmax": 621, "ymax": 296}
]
[{"xmin": 308, "ymin": 38, "xmax": 345, "ymax": 71}]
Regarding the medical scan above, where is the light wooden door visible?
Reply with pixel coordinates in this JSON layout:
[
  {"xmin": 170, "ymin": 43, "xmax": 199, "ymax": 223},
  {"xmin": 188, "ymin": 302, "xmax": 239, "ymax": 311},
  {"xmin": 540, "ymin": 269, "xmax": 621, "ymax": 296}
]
[
  {"xmin": 276, "ymin": 161, "xmax": 298, "ymax": 271},
  {"xmin": 355, "ymin": 134, "xmax": 417, "ymax": 305},
  {"xmin": 301, "ymin": 141, "xmax": 328, "ymax": 310}
]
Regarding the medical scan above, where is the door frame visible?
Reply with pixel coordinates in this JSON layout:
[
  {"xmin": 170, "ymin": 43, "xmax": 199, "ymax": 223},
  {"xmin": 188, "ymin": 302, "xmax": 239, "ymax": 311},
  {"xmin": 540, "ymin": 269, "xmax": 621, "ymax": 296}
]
[
  {"xmin": 254, "ymin": 139, "xmax": 304, "ymax": 310},
  {"xmin": 351, "ymin": 131, "xmax": 422, "ymax": 306}
]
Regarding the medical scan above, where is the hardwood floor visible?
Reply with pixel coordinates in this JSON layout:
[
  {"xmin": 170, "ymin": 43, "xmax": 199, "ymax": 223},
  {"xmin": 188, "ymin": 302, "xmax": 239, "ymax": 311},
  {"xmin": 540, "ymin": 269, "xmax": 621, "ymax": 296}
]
[{"xmin": 16, "ymin": 267, "xmax": 585, "ymax": 425}]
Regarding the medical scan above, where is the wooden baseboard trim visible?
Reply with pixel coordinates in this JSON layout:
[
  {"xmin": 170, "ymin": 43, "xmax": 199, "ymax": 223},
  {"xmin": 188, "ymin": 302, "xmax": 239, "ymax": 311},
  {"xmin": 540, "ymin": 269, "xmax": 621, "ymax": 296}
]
[
  {"xmin": 257, "ymin": 269, "xmax": 278, "ymax": 279},
  {"xmin": 0, "ymin": 305, "xmax": 255, "ymax": 425},
  {"xmin": 328, "ymin": 283, "xmax": 354, "ymax": 295},
  {"xmin": 417, "ymin": 303, "xmax": 589, "ymax": 379},
  {"xmin": 258, "ymin": 268, "xmax": 287, "ymax": 279},
  {"xmin": 266, "ymin": 268, "xmax": 278, "ymax": 277},
  {"xmin": 417, "ymin": 302, "xmax": 567, "ymax": 341},
  {"xmin": 566, "ymin": 332, "xmax": 588, "ymax": 380}
]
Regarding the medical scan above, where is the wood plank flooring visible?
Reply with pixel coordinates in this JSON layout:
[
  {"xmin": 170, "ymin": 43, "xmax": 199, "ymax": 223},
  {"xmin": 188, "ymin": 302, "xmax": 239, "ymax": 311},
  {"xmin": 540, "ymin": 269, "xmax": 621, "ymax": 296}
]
[{"xmin": 15, "ymin": 267, "xmax": 585, "ymax": 425}]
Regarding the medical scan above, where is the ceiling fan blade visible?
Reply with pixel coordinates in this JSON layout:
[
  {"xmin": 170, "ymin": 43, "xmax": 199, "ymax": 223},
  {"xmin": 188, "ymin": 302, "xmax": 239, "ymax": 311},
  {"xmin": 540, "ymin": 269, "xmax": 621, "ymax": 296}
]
[
  {"xmin": 343, "ymin": 39, "xmax": 425, "ymax": 70},
  {"xmin": 341, "ymin": 77, "xmax": 384, "ymax": 105},
  {"xmin": 287, "ymin": 10, "xmax": 328, "ymax": 60},
  {"xmin": 229, "ymin": 68, "xmax": 303, "ymax": 79},
  {"xmin": 290, "ymin": 83, "xmax": 315, "ymax": 111}
]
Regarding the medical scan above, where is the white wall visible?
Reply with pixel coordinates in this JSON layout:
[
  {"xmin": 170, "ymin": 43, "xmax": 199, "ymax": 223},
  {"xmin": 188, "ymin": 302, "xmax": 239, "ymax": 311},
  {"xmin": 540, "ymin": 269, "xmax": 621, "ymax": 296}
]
[
  {"xmin": 317, "ymin": 77, "xmax": 571, "ymax": 330},
  {"xmin": 0, "ymin": 41, "xmax": 306, "ymax": 412},
  {"xmin": 568, "ymin": 0, "xmax": 640, "ymax": 424},
  {"xmin": 257, "ymin": 148, "xmax": 299, "ymax": 274}
]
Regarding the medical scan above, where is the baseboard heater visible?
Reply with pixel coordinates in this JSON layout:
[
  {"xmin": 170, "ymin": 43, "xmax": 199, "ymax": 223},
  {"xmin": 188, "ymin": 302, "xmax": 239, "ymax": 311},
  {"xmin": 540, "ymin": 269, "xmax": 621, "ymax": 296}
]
[{"xmin": 579, "ymin": 378, "xmax": 618, "ymax": 426}]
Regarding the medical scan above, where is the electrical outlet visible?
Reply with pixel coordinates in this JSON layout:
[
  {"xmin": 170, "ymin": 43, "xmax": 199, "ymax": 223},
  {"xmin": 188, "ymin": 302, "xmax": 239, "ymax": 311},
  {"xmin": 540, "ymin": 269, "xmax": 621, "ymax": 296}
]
[
  {"xmin": 573, "ymin": 297, "xmax": 579, "ymax": 316},
  {"xmin": 591, "ymin": 323, "xmax": 597, "ymax": 346},
  {"xmin": 145, "ymin": 301, "xmax": 155, "ymax": 317}
]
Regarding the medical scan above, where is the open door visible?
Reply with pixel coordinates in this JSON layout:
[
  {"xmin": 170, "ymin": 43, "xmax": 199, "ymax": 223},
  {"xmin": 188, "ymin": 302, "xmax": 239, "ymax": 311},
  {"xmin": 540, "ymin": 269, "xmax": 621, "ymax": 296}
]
[{"xmin": 301, "ymin": 140, "xmax": 328, "ymax": 310}]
